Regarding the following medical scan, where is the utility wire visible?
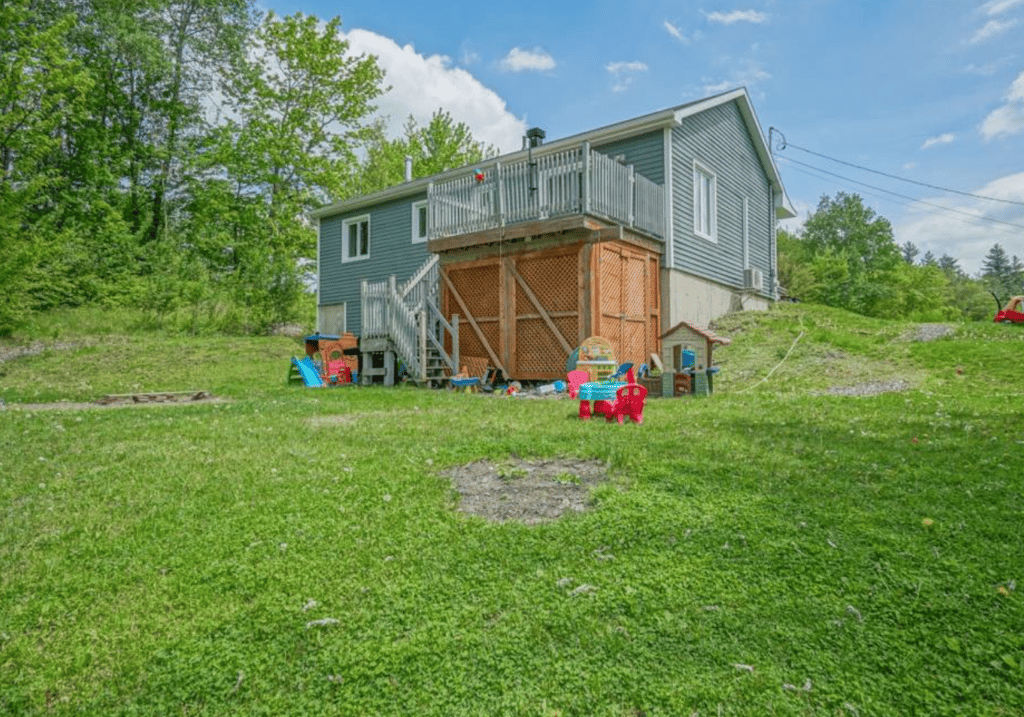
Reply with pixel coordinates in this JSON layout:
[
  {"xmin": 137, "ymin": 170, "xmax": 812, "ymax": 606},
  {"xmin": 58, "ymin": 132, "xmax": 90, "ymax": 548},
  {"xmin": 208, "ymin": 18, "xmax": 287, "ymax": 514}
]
[
  {"xmin": 776, "ymin": 155, "xmax": 1024, "ymax": 232},
  {"xmin": 781, "ymin": 161, "xmax": 1023, "ymax": 242},
  {"xmin": 771, "ymin": 130, "xmax": 1024, "ymax": 207}
]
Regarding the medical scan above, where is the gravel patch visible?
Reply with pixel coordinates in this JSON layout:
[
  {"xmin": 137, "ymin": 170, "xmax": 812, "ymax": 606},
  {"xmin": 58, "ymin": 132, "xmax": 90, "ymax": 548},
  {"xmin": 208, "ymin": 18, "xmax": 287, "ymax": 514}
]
[
  {"xmin": 817, "ymin": 379, "xmax": 912, "ymax": 397},
  {"xmin": 901, "ymin": 324, "xmax": 956, "ymax": 342}
]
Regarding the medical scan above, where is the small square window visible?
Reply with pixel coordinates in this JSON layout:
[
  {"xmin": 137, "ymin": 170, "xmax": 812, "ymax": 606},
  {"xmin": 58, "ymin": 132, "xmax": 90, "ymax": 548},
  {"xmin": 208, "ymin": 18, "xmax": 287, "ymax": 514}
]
[{"xmin": 343, "ymin": 215, "xmax": 370, "ymax": 262}]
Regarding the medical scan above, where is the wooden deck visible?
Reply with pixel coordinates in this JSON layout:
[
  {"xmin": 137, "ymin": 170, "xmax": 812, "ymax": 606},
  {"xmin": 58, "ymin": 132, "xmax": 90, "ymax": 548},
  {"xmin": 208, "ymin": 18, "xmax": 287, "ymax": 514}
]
[{"xmin": 427, "ymin": 142, "xmax": 665, "ymax": 244}]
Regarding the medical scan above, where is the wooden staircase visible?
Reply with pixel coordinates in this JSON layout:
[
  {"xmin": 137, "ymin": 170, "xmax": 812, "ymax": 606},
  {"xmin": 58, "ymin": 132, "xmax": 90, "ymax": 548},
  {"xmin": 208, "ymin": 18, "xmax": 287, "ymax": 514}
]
[{"xmin": 360, "ymin": 256, "xmax": 460, "ymax": 386}]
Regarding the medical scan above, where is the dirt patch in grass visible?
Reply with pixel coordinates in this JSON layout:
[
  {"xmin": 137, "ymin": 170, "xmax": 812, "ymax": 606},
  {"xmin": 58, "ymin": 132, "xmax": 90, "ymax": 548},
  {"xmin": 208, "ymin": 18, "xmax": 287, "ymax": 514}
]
[
  {"xmin": 3, "ymin": 392, "xmax": 225, "ymax": 411},
  {"xmin": 441, "ymin": 457, "xmax": 611, "ymax": 525}
]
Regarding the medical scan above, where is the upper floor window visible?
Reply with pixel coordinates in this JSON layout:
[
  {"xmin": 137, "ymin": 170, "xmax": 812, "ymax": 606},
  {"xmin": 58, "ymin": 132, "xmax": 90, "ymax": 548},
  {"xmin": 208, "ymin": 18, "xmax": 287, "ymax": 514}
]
[
  {"xmin": 412, "ymin": 201, "xmax": 428, "ymax": 244},
  {"xmin": 343, "ymin": 215, "xmax": 370, "ymax": 262},
  {"xmin": 693, "ymin": 161, "xmax": 717, "ymax": 242}
]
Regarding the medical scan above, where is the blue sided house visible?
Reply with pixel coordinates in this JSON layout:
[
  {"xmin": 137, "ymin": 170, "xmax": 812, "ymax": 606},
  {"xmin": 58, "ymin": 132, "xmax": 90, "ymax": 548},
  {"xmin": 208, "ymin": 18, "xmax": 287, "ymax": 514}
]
[{"xmin": 312, "ymin": 87, "xmax": 795, "ymax": 384}]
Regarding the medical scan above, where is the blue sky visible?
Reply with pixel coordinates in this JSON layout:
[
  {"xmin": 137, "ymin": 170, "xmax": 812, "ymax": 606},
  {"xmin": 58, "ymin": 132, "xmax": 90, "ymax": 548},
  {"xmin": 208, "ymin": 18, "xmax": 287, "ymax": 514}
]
[{"xmin": 267, "ymin": 0, "xmax": 1024, "ymax": 275}]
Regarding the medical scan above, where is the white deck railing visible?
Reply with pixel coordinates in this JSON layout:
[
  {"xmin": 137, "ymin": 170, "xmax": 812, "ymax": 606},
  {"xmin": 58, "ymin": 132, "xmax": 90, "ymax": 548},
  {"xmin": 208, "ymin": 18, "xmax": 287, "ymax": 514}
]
[{"xmin": 428, "ymin": 142, "xmax": 665, "ymax": 241}]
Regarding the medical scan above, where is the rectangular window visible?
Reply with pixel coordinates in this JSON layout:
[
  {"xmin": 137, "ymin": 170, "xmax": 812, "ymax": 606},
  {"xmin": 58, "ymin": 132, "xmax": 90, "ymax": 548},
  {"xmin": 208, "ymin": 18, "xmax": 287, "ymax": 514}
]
[
  {"xmin": 412, "ymin": 201, "xmax": 428, "ymax": 243},
  {"xmin": 343, "ymin": 215, "xmax": 370, "ymax": 262},
  {"xmin": 693, "ymin": 161, "xmax": 717, "ymax": 242}
]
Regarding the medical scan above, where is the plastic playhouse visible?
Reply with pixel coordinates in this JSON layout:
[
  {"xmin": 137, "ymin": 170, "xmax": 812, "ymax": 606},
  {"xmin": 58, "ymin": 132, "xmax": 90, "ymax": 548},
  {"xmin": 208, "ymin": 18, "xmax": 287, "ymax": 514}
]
[{"xmin": 289, "ymin": 333, "xmax": 360, "ymax": 387}]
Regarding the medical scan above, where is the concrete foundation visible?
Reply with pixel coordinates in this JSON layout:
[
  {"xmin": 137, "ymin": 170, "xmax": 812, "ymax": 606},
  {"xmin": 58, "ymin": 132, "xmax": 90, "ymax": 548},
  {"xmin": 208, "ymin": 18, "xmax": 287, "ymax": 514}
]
[{"xmin": 661, "ymin": 269, "xmax": 769, "ymax": 329}]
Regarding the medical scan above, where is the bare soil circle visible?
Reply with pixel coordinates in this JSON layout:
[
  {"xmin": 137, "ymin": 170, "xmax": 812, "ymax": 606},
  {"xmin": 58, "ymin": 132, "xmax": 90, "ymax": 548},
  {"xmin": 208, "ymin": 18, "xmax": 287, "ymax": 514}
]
[{"xmin": 440, "ymin": 457, "xmax": 611, "ymax": 525}]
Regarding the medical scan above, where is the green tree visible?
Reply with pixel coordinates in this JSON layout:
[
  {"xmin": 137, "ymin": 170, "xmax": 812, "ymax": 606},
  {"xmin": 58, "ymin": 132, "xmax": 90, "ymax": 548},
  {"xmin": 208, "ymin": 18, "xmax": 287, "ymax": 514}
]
[
  {"xmin": 776, "ymin": 229, "xmax": 818, "ymax": 300},
  {"xmin": 357, "ymin": 109, "xmax": 491, "ymax": 195},
  {"xmin": 900, "ymin": 240, "xmax": 919, "ymax": 264},
  {"xmin": 938, "ymin": 254, "xmax": 962, "ymax": 280},
  {"xmin": 799, "ymin": 192, "xmax": 902, "ymax": 316},
  {"xmin": 201, "ymin": 11, "xmax": 386, "ymax": 325},
  {"xmin": 0, "ymin": 0, "xmax": 94, "ymax": 333},
  {"xmin": 981, "ymin": 243, "xmax": 1024, "ymax": 300}
]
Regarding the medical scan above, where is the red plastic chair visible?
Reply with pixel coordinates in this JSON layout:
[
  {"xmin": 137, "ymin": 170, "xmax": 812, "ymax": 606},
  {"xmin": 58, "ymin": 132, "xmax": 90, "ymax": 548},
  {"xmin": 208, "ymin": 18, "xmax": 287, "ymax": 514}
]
[
  {"xmin": 610, "ymin": 383, "xmax": 648, "ymax": 424},
  {"xmin": 594, "ymin": 399, "xmax": 616, "ymax": 421},
  {"xmin": 566, "ymin": 370, "xmax": 589, "ymax": 399}
]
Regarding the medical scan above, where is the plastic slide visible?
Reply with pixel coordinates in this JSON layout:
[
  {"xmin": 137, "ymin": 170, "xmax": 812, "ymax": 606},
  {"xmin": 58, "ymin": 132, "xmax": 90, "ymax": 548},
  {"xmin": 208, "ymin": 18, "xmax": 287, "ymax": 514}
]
[{"xmin": 291, "ymin": 356, "xmax": 324, "ymax": 387}]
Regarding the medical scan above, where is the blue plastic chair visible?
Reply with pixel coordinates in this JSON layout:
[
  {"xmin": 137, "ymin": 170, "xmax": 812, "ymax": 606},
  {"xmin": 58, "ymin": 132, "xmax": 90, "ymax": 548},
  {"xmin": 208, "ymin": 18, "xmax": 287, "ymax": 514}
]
[{"xmin": 609, "ymin": 362, "xmax": 634, "ymax": 381}]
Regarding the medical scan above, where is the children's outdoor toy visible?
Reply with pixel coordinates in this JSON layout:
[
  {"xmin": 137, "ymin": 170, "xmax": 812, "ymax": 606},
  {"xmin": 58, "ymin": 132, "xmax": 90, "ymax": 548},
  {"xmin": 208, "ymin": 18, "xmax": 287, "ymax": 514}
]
[
  {"xmin": 575, "ymin": 336, "xmax": 617, "ymax": 382},
  {"xmin": 994, "ymin": 295, "xmax": 1024, "ymax": 324},
  {"xmin": 609, "ymin": 383, "xmax": 647, "ymax": 424},
  {"xmin": 289, "ymin": 356, "xmax": 324, "ymax": 387}
]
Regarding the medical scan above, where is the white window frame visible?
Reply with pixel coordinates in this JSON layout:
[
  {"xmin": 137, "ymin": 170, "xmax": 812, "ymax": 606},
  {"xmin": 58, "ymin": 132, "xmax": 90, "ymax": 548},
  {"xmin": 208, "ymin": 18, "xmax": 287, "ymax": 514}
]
[
  {"xmin": 411, "ymin": 201, "xmax": 428, "ymax": 244},
  {"xmin": 693, "ymin": 160, "xmax": 717, "ymax": 243},
  {"xmin": 343, "ymin": 214, "xmax": 370, "ymax": 262}
]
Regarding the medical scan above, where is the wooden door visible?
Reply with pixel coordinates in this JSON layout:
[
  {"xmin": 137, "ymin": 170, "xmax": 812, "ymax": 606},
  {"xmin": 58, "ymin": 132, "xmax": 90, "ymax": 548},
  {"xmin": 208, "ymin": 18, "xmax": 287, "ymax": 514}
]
[{"xmin": 594, "ymin": 242, "xmax": 659, "ymax": 368}]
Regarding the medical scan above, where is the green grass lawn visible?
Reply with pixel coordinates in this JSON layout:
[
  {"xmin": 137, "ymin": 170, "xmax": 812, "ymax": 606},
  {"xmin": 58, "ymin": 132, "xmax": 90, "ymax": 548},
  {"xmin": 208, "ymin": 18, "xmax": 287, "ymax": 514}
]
[{"xmin": 1, "ymin": 304, "xmax": 1022, "ymax": 715}]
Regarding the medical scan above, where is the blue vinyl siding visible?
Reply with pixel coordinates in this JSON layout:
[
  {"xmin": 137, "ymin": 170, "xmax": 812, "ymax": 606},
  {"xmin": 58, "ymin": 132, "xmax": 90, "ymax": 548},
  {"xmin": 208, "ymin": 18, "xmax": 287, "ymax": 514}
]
[
  {"xmin": 593, "ymin": 130, "xmax": 665, "ymax": 185},
  {"xmin": 670, "ymin": 102, "xmax": 772, "ymax": 288},
  {"xmin": 318, "ymin": 192, "xmax": 430, "ymax": 335}
]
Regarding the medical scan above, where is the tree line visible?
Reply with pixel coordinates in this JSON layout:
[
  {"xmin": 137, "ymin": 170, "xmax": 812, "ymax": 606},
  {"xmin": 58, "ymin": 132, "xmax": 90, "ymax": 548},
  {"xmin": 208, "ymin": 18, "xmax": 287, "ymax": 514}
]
[
  {"xmin": 777, "ymin": 192, "xmax": 1023, "ymax": 322},
  {"xmin": 1, "ymin": 0, "xmax": 486, "ymax": 335},
  {"xmin": 3, "ymin": 0, "xmax": 1015, "ymax": 335}
]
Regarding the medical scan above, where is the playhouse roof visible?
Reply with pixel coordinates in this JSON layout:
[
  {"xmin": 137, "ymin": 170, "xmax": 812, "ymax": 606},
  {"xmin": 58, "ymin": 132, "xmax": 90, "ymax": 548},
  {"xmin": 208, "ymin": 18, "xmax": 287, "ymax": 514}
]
[{"xmin": 660, "ymin": 321, "xmax": 732, "ymax": 346}]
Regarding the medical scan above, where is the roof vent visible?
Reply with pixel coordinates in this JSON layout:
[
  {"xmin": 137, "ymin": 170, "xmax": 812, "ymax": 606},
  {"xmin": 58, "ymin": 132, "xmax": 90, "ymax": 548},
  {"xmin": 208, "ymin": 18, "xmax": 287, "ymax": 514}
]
[{"xmin": 526, "ymin": 127, "xmax": 546, "ymax": 148}]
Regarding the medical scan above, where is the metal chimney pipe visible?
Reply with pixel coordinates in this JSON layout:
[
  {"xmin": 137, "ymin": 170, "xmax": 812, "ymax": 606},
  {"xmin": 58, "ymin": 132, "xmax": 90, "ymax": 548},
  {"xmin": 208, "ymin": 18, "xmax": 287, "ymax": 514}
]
[{"xmin": 404, "ymin": 155, "xmax": 413, "ymax": 182}]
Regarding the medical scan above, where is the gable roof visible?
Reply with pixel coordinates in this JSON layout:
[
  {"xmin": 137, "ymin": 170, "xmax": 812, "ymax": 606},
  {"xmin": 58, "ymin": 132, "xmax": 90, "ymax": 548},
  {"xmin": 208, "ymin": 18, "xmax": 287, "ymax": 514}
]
[
  {"xmin": 312, "ymin": 87, "xmax": 794, "ymax": 219},
  {"xmin": 660, "ymin": 320, "xmax": 732, "ymax": 346}
]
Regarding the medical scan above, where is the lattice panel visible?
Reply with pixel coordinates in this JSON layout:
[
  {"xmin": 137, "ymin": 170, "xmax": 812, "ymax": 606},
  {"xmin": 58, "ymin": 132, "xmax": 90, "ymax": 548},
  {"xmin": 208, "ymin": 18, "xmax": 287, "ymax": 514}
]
[
  {"xmin": 599, "ymin": 315, "xmax": 622, "ymax": 352},
  {"xmin": 516, "ymin": 252, "xmax": 579, "ymax": 313},
  {"xmin": 623, "ymin": 255, "xmax": 645, "ymax": 316},
  {"xmin": 599, "ymin": 248, "xmax": 622, "ymax": 315},
  {"xmin": 456, "ymin": 320, "xmax": 488, "ymax": 360},
  {"xmin": 515, "ymin": 318, "xmax": 565, "ymax": 374},
  {"xmin": 449, "ymin": 264, "xmax": 500, "ymax": 318},
  {"xmin": 622, "ymin": 319, "xmax": 646, "ymax": 366}
]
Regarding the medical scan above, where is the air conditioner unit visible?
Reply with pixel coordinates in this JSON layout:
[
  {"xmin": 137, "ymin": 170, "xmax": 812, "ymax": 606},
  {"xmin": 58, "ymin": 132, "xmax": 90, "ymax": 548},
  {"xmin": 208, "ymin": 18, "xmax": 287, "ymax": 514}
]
[{"xmin": 744, "ymin": 267, "xmax": 763, "ymax": 290}]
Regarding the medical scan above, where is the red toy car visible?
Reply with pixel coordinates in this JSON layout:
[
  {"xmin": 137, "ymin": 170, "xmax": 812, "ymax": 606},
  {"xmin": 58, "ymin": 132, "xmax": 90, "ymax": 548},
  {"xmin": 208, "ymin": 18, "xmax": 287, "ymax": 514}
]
[{"xmin": 994, "ymin": 296, "xmax": 1024, "ymax": 324}]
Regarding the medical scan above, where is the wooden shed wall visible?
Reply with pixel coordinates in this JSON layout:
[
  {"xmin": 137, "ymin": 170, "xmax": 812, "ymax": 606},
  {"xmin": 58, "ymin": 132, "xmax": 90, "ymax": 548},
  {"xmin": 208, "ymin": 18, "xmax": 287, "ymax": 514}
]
[{"xmin": 440, "ymin": 238, "xmax": 659, "ymax": 381}]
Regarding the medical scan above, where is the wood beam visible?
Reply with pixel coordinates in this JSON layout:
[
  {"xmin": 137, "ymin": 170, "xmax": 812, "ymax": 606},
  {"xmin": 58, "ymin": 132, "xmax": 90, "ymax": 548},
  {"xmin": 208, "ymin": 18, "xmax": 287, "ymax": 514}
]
[{"xmin": 440, "ymin": 269, "xmax": 506, "ymax": 375}]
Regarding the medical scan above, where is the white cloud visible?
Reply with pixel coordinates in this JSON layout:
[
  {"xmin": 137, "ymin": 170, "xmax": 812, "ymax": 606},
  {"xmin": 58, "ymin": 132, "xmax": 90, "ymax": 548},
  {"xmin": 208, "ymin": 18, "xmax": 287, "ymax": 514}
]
[
  {"xmin": 963, "ymin": 55, "xmax": 1017, "ymax": 75},
  {"xmin": 701, "ymin": 62, "xmax": 771, "ymax": 95},
  {"xmin": 894, "ymin": 172, "xmax": 1024, "ymax": 275},
  {"xmin": 777, "ymin": 198, "xmax": 812, "ymax": 235},
  {"xmin": 980, "ymin": 70, "xmax": 1024, "ymax": 140},
  {"xmin": 981, "ymin": 103, "xmax": 1024, "ymax": 138},
  {"xmin": 921, "ymin": 133, "xmax": 955, "ymax": 149},
  {"xmin": 343, "ymin": 29, "xmax": 527, "ymax": 154},
  {"xmin": 1009, "ymin": 70, "xmax": 1024, "ymax": 100},
  {"xmin": 498, "ymin": 47, "xmax": 556, "ymax": 73},
  {"xmin": 969, "ymin": 18, "xmax": 1018, "ymax": 43},
  {"xmin": 705, "ymin": 10, "xmax": 769, "ymax": 25},
  {"xmin": 982, "ymin": 0, "xmax": 1024, "ymax": 15},
  {"xmin": 606, "ymin": 61, "xmax": 648, "ymax": 92},
  {"xmin": 664, "ymin": 20, "xmax": 690, "ymax": 43}
]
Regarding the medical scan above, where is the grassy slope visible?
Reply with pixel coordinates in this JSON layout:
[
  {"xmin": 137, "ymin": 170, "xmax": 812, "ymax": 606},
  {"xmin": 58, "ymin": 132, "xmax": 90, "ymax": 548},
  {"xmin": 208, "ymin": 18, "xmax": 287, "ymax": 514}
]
[{"xmin": 1, "ymin": 304, "xmax": 1022, "ymax": 716}]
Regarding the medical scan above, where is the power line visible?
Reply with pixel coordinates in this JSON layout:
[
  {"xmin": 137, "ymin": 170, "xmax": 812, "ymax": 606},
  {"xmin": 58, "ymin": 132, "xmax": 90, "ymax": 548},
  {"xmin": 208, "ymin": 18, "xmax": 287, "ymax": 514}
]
[
  {"xmin": 770, "ymin": 129, "xmax": 1024, "ymax": 207},
  {"xmin": 776, "ymin": 155, "xmax": 1024, "ymax": 232},
  {"xmin": 780, "ymin": 161, "xmax": 1023, "ymax": 247}
]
